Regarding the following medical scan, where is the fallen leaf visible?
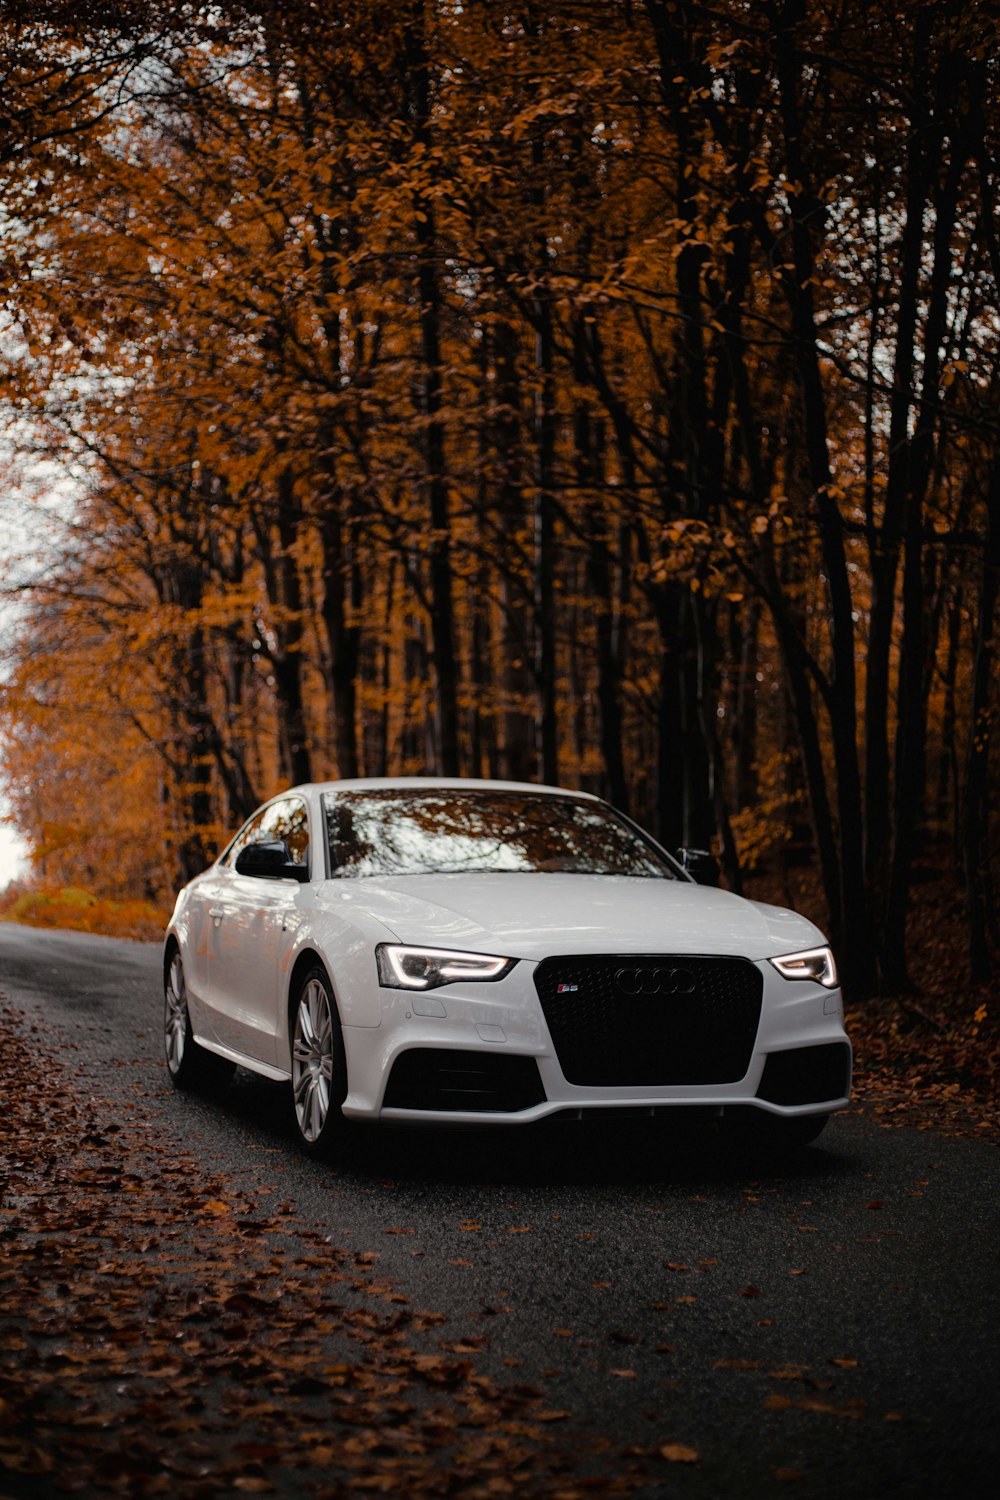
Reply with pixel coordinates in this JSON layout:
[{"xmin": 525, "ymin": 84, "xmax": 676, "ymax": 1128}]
[
  {"xmin": 740, "ymin": 1285, "xmax": 761, "ymax": 1298},
  {"xmin": 660, "ymin": 1443, "xmax": 699, "ymax": 1463},
  {"xmin": 765, "ymin": 1393, "xmax": 862, "ymax": 1418}
]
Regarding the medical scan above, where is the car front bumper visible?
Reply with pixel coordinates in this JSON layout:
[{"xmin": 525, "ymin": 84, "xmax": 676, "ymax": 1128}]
[{"xmin": 339, "ymin": 955, "xmax": 851, "ymax": 1125}]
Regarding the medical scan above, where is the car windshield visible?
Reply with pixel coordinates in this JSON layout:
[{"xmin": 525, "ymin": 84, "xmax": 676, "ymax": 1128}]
[{"xmin": 322, "ymin": 788, "xmax": 676, "ymax": 879}]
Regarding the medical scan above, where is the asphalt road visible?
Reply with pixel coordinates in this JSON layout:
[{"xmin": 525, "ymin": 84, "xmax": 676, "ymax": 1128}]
[{"xmin": 1, "ymin": 922, "xmax": 998, "ymax": 1499}]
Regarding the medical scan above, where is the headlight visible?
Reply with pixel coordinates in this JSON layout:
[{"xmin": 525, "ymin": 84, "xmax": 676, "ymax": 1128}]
[
  {"xmin": 376, "ymin": 944, "xmax": 516, "ymax": 991},
  {"xmin": 769, "ymin": 946, "xmax": 838, "ymax": 989}
]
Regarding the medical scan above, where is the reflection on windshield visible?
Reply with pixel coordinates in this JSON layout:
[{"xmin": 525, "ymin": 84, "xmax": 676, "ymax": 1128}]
[{"xmin": 322, "ymin": 790, "xmax": 673, "ymax": 879}]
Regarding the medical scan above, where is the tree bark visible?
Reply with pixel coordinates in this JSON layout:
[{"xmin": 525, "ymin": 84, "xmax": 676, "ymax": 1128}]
[
  {"xmin": 406, "ymin": 0, "xmax": 459, "ymax": 776},
  {"xmin": 770, "ymin": 0, "xmax": 873, "ymax": 994},
  {"xmin": 320, "ymin": 510, "xmax": 360, "ymax": 781},
  {"xmin": 965, "ymin": 445, "xmax": 1000, "ymax": 980}
]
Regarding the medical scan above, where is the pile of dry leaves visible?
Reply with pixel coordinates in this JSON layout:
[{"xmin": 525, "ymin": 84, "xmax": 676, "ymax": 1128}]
[
  {"xmin": 0, "ymin": 1004, "xmax": 663, "ymax": 1499},
  {"xmin": 742, "ymin": 863, "xmax": 1000, "ymax": 1142}
]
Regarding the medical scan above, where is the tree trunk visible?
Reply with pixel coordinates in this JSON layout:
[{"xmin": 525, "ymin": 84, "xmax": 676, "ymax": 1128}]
[
  {"xmin": 965, "ymin": 446, "xmax": 1000, "ymax": 980},
  {"xmin": 771, "ymin": 1, "xmax": 873, "ymax": 994},
  {"xmin": 532, "ymin": 242, "xmax": 558, "ymax": 787},
  {"xmin": 406, "ymin": 1, "xmax": 459, "ymax": 776},
  {"xmin": 320, "ymin": 510, "xmax": 360, "ymax": 781},
  {"xmin": 268, "ymin": 469, "xmax": 312, "ymax": 789},
  {"xmin": 882, "ymin": 53, "xmax": 970, "ymax": 987},
  {"xmin": 490, "ymin": 317, "xmax": 536, "ymax": 782}
]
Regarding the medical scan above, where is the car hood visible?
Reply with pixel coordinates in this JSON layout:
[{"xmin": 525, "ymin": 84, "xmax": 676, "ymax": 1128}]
[{"xmin": 321, "ymin": 872, "xmax": 826, "ymax": 962}]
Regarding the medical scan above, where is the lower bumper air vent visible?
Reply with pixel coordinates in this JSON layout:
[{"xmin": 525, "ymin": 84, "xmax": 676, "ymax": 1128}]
[
  {"xmin": 756, "ymin": 1042, "xmax": 852, "ymax": 1106},
  {"xmin": 383, "ymin": 1049, "xmax": 546, "ymax": 1113}
]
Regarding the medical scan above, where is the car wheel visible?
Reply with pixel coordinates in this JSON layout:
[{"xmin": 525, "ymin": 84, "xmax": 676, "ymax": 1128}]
[
  {"xmin": 164, "ymin": 947, "xmax": 235, "ymax": 1093},
  {"xmin": 290, "ymin": 966, "xmax": 348, "ymax": 1155}
]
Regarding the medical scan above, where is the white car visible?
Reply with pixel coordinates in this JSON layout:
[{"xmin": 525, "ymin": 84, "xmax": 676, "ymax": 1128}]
[{"xmin": 164, "ymin": 778, "xmax": 851, "ymax": 1155}]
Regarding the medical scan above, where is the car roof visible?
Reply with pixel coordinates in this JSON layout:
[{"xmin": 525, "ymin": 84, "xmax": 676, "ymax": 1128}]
[{"xmin": 288, "ymin": 776, "xmax": 601, "ymax": 801}]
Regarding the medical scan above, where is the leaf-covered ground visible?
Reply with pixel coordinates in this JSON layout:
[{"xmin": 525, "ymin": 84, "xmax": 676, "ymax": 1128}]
[
  {"xmin": 0, "ymin": 1003, "xmax": 660, "ymax": 1499},
  {"xmin": 1, "ymin": 920, "xmax": 997, "ymax": 1498},
  {"xmin": 743, "ymin": 865, "xmax": 1000, "ymax": 1141},
  {"xmin": 2, "ymin": 866, "xmax": 997, "ymax": 1496},
  {"xmin": 0, "ymin": 887, "xmax": 167, "ymax": 943},
  {"xmin": 846, "ymin": 999, "xmax": 1000, "ymax": 1141}
]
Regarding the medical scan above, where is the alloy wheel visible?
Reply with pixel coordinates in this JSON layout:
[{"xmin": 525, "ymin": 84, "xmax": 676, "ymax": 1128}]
[
  {"xmin": 292, "ymin": 977, "xmax": 336, "ymax": 1143},
  {"xmin": 164, "ymin": 952, "xmax": 188, "ymax": 1075}
]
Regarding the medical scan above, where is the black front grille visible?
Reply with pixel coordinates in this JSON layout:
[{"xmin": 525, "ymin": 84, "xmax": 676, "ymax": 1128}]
[
  {"xmin": 534, "ymin": 955, "xmax": 763, "ymax": 1086},
  {"xmin": 382, "ymin": 1049, "xmax": 546, "ymax": 1113}
]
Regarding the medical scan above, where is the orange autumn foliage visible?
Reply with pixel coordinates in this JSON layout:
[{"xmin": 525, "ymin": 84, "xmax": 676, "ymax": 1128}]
[{"xmin": 0, "ymin": 0, "xmax": 996, "ymax": 995}]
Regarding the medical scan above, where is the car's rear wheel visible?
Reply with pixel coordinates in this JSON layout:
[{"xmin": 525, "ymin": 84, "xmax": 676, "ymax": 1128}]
[
  {"xmin": 290, "ymin": 966, "xmax": 348, "ymax": 1155},
  {"xmin": 164, "ymin": 947, "xmax": 235, "ymax": 1093}
]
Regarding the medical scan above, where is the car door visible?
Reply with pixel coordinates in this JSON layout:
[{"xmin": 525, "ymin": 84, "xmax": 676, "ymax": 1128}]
[
  {"xmin": 179, "ymin": 807, "xmax": 267, "ymax": 1038},
  {"xmin": 207, "ymin": 796, "xmax": 311, "ymax": 1067}
]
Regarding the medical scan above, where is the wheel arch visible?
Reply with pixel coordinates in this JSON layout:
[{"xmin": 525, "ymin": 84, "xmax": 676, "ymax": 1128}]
[
  {"xmin": 286, "ymin": 946, "xmax": 349, "ymax": 1152},
  {"xmin": 286, "ymin": 948, "xmax": 341, "ymax": 1038},
  {"xmin": 163, "ymin": 932, "xmax": 180, "ymax": 985}
]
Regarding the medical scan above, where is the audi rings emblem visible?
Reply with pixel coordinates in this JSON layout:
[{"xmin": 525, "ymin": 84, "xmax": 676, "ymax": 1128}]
[{"xmin": 615, "ymin": 966, "xmax": 696, "ymax": 996}]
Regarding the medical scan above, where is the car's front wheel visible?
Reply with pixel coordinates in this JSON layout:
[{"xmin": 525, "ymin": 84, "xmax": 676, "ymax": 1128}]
[
  {"xmin": 290, "ymin": 966, "xmax": 348, "ymax": 1156},
  {"xmin": 164, "ymin": 947, "xmax": 235, "ymax": 1093}
]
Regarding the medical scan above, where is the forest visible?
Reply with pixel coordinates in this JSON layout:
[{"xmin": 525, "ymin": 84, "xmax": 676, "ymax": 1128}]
[{"xmin": 0, "ymin": 0, "xmax": 997, "ymax": 1002}]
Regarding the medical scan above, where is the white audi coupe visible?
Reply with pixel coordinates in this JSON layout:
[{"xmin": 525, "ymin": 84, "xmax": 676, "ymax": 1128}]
[{"xmin": 164, "ymin": 778, "xmax": 851, "ymax": 1156}]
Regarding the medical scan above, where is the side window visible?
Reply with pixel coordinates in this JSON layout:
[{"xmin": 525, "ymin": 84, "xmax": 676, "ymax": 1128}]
[
  {"xmin": 259, "ymin": 798, "xmax": 310, "ymax": 869},
  {"xmin": 223, "ymin": 809, "xmax": 267, "ymax": 868},
  {"xmin": 222, "ymin": 798, "xmax": 310, "ymax": 872}
]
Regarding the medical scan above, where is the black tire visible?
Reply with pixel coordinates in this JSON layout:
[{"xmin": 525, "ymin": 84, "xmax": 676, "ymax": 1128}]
[
  {"xmin": 164, "ymin": 946, "xmax": 236, "ymax": 1093},
  {"xmin": 289, "ymin": 965, "xmax": 348, "ymax": 1157}
]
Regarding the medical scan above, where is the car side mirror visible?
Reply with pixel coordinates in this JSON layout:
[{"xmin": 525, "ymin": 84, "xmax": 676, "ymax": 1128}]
[
  {"xmin": 235, "ymin": 840, "xmax": 308, "ymax": 882},
  {"xmin": 676, "ymin": 848, "xmax": 719, "ymax": 886}
]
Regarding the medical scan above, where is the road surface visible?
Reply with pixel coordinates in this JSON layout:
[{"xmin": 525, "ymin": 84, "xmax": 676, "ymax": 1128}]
[{"xmin": 1, "ymin": 922, "xmax": 997, "ymax": 1498}]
